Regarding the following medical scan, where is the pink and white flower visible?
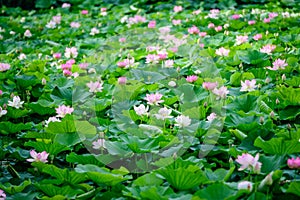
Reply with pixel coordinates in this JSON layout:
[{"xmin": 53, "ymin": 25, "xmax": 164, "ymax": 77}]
[
  {"xmin": 24, "ymin": 29, "xmax": 32, "ymax": 37},
  {"xmin": 202, "ymin": 82, "xmax": 218, "ymax": 90},
  {"xmin": 70, "ymin": 22, "xmax": 80, "ymax": 28},
  {"xmin": 186, "ymin": 75, "xmax": 198, "ymax": 83},
  {"xmin": 0, "ymin": 106, "xmax": 7, "ymax": 117},
  {"xmin": 145, "ymin": 54, "xmax": 160, "ymax": 64},
  {"xmin": 236, "ymin": 35, "xmax": 248, "ymax": 45},
  {"xmin": 238, "ymin": 181, "xmax": 253, "ymax": 192},
  {"xmin": 207, "ymin": 113, "xmax": 217, "ymax": 121},
  {"xmin": 56, "ymin": 105, "xmax": 74, "ymax": 118},
  {"xmin": 154, "ymin": 107, "xmax": 173, "ymax": 120},
  {"xmin": 236, "ymin": 153, "xmax": 262, "ymax": 174},
  {"xmin": 145, "ymin": 93, "xmax": 164, "ymax": 105},
  {"xmin": 215, "ymin": 25, "xmax": 222, "ymax": 32},
  {"xmin": 81, "ymin": 10, "xmax": 88, "ymax": 15},
  {"xmin": 188, "ymin": 26, "xmax": 200, "ymax": 34},
  {"xmin": 134, "ymin": 104, "xmax": 149, "ymax": 116},
  {"xmin": 215, "ymin": 47, "xmax": 230, "ymax": 56},
  {"xmin": 240, "ymin": 79, "xmax": 257, "ymax": 92},
  {"xmin": 45, "ymin": 116, "xmax": 61, "ymax": 127},
  {"xmin": 118, "ymin": 76, "xmax": 127, "ymax": 85},
  {"xmin": 64, "ymin": 47, "xmax": 78, "ymax": 58},
  {"xmin": 232, "ymin": 14, "xmax": 241, "ymax": 20},
  {"xmin": 173, "ymin": 5, "xmax": 183, "ymax": 13},
  {"xmin": 92, "ymin": 139, "xmax": 106, "ymax": 149},
  {"xmin": 117, "ymin": 58, "xmax": 135, "ymax": 68},
  {"xmin": 8, "ymin": 96, "xmax": 24, "ymax": 109},
  {"xmin": 90, "ymin": 27, "xmax": 100, "ymax": 36},
  {"xmin": 248, "ymin": 20, "xmax": 256, "ymax": 25},
  {"xmin": 267, "ymin": 58, "xmax": 288, "ymax": 70},
  {"xmin": 253, "ymin": 34, "xmax": 262, "ymax": 41},
  {"xmin": 0, "ymin": 63, "xmax": 10, "ymax": 72},
  {"xmin": 164, "ymin": 60, "xmax": 174, "ymax": 68},
  {"xmin": 148, "ymin": 20, "xmax": 156, "ymax": 28},
  {"xmin": 175, "ymin": 115, "xmax": 191, "ymax": 128},
  {"xmin": 27, "ymin": 150, "xmax": 49, "ymax": 163},
  {"xmin": 172, "ymin": 19, "xmax": 181, "ymax": 25},
  {"xmin": 0, "ymin": 189, "xmax": 6, "ymax": 200},
  {"xmin": 287, "ymin": 157, "xmax": 300, "ymax": 169},
  {"xmin": 86, "ymin": 81, "xmax": 104, "ymax": 93},
  {"xmin": 212, "ymin": 86, "xmax": 229, "ymax": 99},
  {"xmin": 260, "ymin": 44, "xmax": 276, "ymax": 54}
]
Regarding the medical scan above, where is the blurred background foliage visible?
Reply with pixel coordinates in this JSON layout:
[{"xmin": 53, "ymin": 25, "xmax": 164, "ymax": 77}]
[{"xmin": 0, "ymin": 0, "xmax": 299, "ymax": 10}]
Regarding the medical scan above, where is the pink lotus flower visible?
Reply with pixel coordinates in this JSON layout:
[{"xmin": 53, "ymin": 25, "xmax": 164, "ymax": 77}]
[
  {"xmin": 27, "ymin": 150, "xmax": 49, "ymax": 163},
  {"xmin": 158, "ymin": 52, "xmax": 168, "ymax": 60},
  {"xmin": 52, "ymin": 15, "xmax": 61, "ymax": 24},
  {"xmin": 199, "ymin": 43, "xmax": 205, "ymax": 48},
  {"xmin": 267, "ymin": 58, "xmax": 288, "ymax": 70},
  {"xmin": 199, "ymin": 32, "xmax": 207, "ymax": 37},
  {"xmin": 172, "ymin": 19, "xmax": 181, "ymax": 25},
  {"xmin": 66, "ymin": 59, "xmax": 75, "ymax": 65},
  {"xmin": 248, "ymin": 20, "xmax": 256, "ymax": 25},
  {"xmin": 169, "ymin": 46, "xmax": 178, "ymax": 53},
  {"xmin": 62, "ymin": 3, "xmax": 71, "ymax": 8},
  {"xmin": 0, "ymin": 106, "xmax": 7, "ymax": 118},
  {"xmin": 63, "ymin": 69, "xmax": 72, "ymax": 77},
  {"xmin": 215, "ymin": 26, "xmax": 222, "ymax": 32},
  {"xmin": 53, "ymin": 53, "xmax": 61, "ymax": 59},
  {"xmin": 253, "ymin": 34, "xmax": 262, "ymax": 41},
  {"xmin": 128, "ymin": 15, "xmax": 146, "ymax": 24},
  {"xmin": 287, "ymin": 157, "xmax": 300, "ymax": 169},
  {"xmin": 236, "ymin": 153, "xmax": 262, "ymax": 174},
  {"xmin": 186, "ymin": 75, "xmax": 198, "ymax": 83},
  {"xmin": 215, "ymin": 47, "xmax": 230, "ymax": 57},
  {"xmin": 154, "ymin": 107, "xmax": 173, "ymax": 120},
  {"xmin": 145, "ymin": 93, "xmax": 164, "ymax": 105},
  {"xmin": 208, "ymin": 23, "xmax": 215, "ymax": 28},
  {"xmin": 56, "ymin": 105, "xmax": 74, "ymax": 118},
  {"xmin": 0, "ymin": 63, "xmax": 10, "ymax": 72},
  {"xmin": 232, "ymin": 14, "xmax": 240, "ymax": 20},
  {"xmin": 118, "ymin": 76, "xmax": 127, "ymax": 85},
  {"xmin": 175, "ymin": 115, "xmax": 191, "ymax": 128},
  {"xmin": 202, "ymin": 82, "xmax": 218, "ymax": 90},
  {"xmin": 119, "ymin": 37, "xmax": 126, "ymax": 43},
  {"xmin": 212, "ymin": 86, "xmax": 229, "ymax": 99},
  {"xmin": 148, "ymin": 20, "xmax": 156, "ymax": 28},
  {"xmin": 263, "ymin": 18, "xmax": 271, "ymax": 23},
  {"xmin": 240, "ymin": 79, "xmax": 257, "ymax": 92},
  {"xmin": 61, "ymin": 63, "xmax": 72, "ymax": 70},
  {"xmin": 0, "ymin": 90, "xmax": 2, "ymax": 96},
  {"xmin": 260, "ymin": 44, "xmax": 276, "ymax": 54},
  {"xmin": 236, "ymin": 35, "xmax": 248, "ymax": 45},
  {"xmin": 79, "ymin": 63, "xmax": 88, "ymax": 69},
  {"xmin": 24, "ymin": 29, "xmax": 32, "ymax": 37},
  {"xmin": 238, "ymin": 181, "xmax": 253, "ymax": 192},
  {"xmin": 188, "ymin": 26, "xmax": 200, "ymax": 34},
  {"xmin": 164, "ymin": 60, "xmax": 174, "ymax": 68},
  {"xmin": 64, "ymin": 47, "xmax": 78, "ymax": 58},
  {"xmin": 207, "ymin": 113, "xmax": 217, "ymax": 121},
  {"xmin": 145, "ymin": 54, "xmax": 160, "ymax": 64},
  {"xmin": 117, "ymin": 58, "xmax": 135, "ymax": 68},
  {"xmin": 92, "ymin": 139, "xmax": 106, "ymax": 149},
  {"xmin": 0, "ymin": 189, "xmax": 6, "ymax": 199},
  {"xmin": 70, "ymin": 22, "xmax": 81, "ymax": 28},
  {"xmin": 173, "ymin": 5, "xmax": 183, "ymax": 12},
  {"xmin": 269, "ymin": 12, "xmax": 278, "ymax": 19},
  {"xmin": 134, "ymin": 104, "xmax": 149, "ymax": 116},
  {"xmin": 45, "ymin": 116, "xmax": 61, "ymax": 127},
  {"xmin": 81, "ymin": 10, "xmax": 88, "ymax": 15},
  {"xmin": 86, "ymin": 81, "xmax": 104, "ymax": 93}
]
